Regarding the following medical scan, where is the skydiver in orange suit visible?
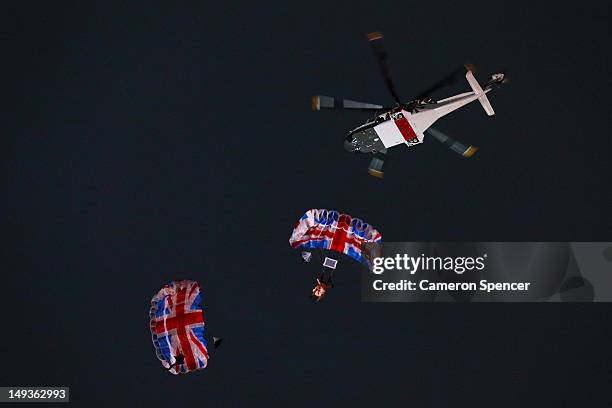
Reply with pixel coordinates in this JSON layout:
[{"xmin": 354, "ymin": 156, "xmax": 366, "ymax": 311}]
[{"xmin": 311, "ymin": 277, "xmax": 334, "ymax": 302}]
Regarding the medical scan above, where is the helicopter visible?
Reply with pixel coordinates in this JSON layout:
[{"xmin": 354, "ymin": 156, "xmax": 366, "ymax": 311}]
[{"xmin": 311, "ymin": 32, "xmax": 508, "ymax": 178}]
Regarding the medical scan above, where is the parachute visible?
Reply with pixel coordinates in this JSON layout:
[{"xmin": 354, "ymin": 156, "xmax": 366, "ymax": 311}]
[
  {"xmin": 150, "ymin": 280, "xmax": 209, "ymax": 374},
  {"xmin": 289, "ymin": 209, "xmax": 382, "ymax": 269}
]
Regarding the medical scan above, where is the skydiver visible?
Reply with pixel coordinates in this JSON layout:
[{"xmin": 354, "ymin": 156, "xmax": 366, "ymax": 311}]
[
  {"xmin": 311, "ymin": 277, "xmax": 334, "ymax": 302},
  {"xmin": 166, "ymin": 353, "xmax": 185, "ymax": 372}
]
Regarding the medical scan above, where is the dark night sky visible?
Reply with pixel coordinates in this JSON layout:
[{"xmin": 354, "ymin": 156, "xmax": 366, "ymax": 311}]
[{"xmin": 2, "ymin": 1, "xmax": 612, "ymax": 406}]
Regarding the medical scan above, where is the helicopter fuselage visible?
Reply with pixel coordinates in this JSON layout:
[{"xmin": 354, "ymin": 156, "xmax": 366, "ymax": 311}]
[{"xmin": 344, "ymin": 85, "xmax": 492, "ymax": 155}]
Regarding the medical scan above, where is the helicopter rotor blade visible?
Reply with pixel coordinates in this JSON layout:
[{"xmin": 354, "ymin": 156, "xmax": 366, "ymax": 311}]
[
  {"xmin": 311, "ymin": 95, "xmax": 387, "ymax": 111},
  {"xmin": 367, "ymin": 32, "xmax": 402, "ymax": 104},
  {"xmin": 368, "ymin": 156, "xmax": 385, "ymax": 178},
  {"xmin": 426, "ymin": 126, "xmax": 478, "ymax": 158},
  {"xmin": 413, "ymin": 64, "xmax": 474, "ymax": 101}
]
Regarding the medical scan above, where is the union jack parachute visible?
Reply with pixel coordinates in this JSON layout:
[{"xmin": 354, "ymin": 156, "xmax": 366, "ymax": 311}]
[
  {"xmin": 289, "ymin": 208, "xmax": 382, "ymax": 269},
  {"xmin": 150, "ymin": 280, "xmax": 209, "ymax": 374}
]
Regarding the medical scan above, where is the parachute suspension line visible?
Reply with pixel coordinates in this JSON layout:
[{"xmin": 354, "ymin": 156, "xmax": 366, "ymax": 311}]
[
  {"xmin": 306, "ymin": 211, "xmax": 332, "ymax": 268},
  {"xmin": 311, "ymin": 216, "xmax": 335, "ymax": 281},
  {"xmin": 318, "ymin": 261, "xmax": 334, "ymax": 283}
]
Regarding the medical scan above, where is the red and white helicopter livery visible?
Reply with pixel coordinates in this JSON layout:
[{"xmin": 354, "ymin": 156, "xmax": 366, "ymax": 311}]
[{"xmin": 312, "ymin": 32, "xmax": 507, "ymax": 178}]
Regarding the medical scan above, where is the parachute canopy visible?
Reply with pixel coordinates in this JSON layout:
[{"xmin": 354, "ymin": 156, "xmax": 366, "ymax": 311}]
[
  {"xmin": 150, "ymin": 280, "xmax": 209, "ymax": 374},
  {"xmin": 289, "ymin": 209, "xmax": 382, "ymax": 268}
]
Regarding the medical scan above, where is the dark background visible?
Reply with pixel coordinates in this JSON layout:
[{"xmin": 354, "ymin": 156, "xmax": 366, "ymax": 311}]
[{"xmin": 2, "ymin": 1, "xmax": 611, "ymax": 406}]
